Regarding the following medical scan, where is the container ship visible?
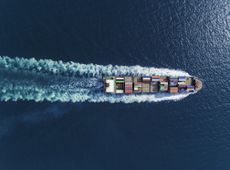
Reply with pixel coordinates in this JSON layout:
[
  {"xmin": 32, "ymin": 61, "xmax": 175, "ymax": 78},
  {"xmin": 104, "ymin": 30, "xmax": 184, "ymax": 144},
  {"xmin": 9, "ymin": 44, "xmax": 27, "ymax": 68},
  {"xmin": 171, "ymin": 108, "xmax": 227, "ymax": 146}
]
[{"xmin": 104, "ymin": 76, "xmax": 202, "ymax": 94}]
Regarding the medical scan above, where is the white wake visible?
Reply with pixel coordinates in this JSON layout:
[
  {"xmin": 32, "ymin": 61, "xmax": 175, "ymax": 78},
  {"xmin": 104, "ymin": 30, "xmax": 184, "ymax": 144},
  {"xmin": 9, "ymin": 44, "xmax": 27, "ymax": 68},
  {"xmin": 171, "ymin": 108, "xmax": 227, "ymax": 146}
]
[{"xmin": 0, "ymin": 56, "xmax": 192, "ymax": 103}]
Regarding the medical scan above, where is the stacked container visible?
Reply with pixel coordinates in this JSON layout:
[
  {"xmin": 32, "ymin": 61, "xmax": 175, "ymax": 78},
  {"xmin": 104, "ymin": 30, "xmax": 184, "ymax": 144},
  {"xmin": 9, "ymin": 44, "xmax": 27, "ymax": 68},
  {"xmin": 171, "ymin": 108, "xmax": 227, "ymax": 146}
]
[
  {"xmin": 125, "ymin": 77, "xmax": 133, "ymax": 94},
  {"xmin": 187, "ymin": 85, "xmax": 195, "ymax": 92},
  {"xmin": 142, "ymin": 76, "xmax": 151, "ymax": 93},
  {"xmin": 151, "ymin": 76, "xmax": 160, "ymax": 92},
  {"xmin": 134, "ymin": 77, "xmax": 142, "ymax": 93},
  {"xmin": 178, "ymin": 76, "xmax": 187, "ymax": 93},
  {"xmin": 160, "ymin": 77, "xmax": 169, "ymax": 92},
  {"xmin": 169, "ymin": 77, "xmax": 178, "ymax": 93},
  {"xmin": 115, "ymin": 77, "xmax": 125, "ymax": 93}
]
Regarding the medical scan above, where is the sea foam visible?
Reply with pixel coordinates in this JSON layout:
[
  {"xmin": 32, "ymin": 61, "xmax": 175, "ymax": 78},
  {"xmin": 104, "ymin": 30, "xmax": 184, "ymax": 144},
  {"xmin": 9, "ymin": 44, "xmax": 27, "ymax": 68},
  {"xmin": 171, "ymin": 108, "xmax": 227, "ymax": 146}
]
[{"xmin": 0, "ymin": 56, "xmax": 192, "ymax": 103}]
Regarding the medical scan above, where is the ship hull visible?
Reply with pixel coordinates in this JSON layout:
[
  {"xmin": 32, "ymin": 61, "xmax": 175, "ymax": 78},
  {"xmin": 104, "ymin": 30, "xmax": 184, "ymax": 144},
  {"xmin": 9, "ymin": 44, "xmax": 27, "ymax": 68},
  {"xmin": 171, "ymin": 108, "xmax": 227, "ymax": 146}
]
[{"xmin": 104, "ymin": 76, "xmax": 202, "ymax": 94}]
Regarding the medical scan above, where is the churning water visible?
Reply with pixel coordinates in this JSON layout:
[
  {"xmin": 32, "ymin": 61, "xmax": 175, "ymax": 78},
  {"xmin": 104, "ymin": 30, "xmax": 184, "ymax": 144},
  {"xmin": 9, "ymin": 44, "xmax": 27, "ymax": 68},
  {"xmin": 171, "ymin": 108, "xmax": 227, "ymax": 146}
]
[{"xmin": 0, "ymin": 56, "xmax": 192, "ymax": 103}]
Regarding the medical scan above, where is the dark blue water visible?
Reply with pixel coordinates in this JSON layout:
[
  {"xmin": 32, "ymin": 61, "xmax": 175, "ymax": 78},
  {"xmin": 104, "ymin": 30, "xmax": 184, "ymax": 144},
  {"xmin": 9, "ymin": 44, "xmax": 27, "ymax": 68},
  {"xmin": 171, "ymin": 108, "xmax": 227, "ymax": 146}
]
[{"xmin": 0, "ymin": 0, "xmax": 230, "ymax": 169}]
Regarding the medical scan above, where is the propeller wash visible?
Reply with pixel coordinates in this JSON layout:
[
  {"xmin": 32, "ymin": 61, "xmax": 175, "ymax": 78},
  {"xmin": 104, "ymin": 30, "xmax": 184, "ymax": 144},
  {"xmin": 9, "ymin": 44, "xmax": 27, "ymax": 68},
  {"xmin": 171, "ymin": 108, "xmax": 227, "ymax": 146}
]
[{"xmin": 0, "ymin": 56, "xmax": 202, "ymax": 103}]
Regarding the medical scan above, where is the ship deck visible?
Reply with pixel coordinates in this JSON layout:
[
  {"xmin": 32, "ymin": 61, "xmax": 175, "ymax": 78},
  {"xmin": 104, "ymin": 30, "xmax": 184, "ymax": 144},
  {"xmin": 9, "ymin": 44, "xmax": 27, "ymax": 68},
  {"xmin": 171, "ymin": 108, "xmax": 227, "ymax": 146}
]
[{"xmin": 104, "ymin": 76, "xmax": 201, "ymax": 94}]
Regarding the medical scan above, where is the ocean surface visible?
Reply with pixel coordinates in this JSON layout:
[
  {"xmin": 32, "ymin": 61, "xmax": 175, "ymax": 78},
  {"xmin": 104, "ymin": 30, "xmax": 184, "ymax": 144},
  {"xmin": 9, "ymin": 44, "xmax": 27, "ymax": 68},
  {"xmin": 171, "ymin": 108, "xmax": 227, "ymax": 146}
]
[{"xmin": 0, "ymin": 0, "xmax": 230, "ymax": 170}]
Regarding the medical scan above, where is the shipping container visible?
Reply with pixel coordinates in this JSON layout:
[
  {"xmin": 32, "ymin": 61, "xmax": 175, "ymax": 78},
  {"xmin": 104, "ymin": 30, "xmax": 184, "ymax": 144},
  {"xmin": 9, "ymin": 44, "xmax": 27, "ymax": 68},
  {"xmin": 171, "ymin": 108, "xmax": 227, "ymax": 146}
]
[
  {"xmin": 169, "ymin": 87, "xmax": 178, "ymax": 93},
  {"xmin": 104, "ymin": 75, "xmax": 202, "ymax": 94},
  {"xmin": 152, "ymin": 76, "xmax": 160, "ymax": 82}
]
